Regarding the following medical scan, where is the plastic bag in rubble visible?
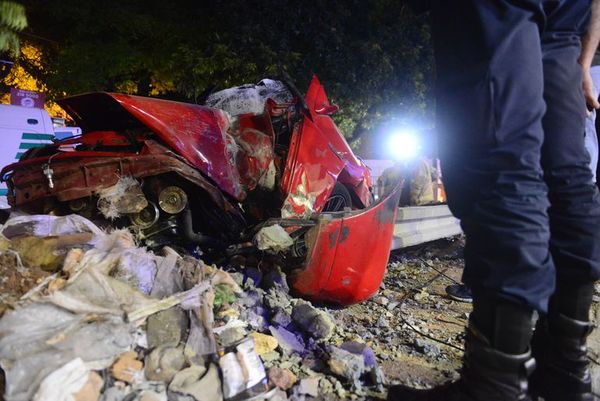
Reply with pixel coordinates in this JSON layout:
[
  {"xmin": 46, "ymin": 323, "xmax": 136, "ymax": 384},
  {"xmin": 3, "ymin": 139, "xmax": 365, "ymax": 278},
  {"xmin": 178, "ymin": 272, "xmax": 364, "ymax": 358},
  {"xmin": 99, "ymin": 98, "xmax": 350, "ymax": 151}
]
[
  {"xmin": 0, "ymin": 303, "xmax": 136, "ymax": 401},
  {"xmin": 65, "ymin": 229, "xmax": 158, "ymax": 295},
  {"xmin": 47, "ymin": 267, "xmax": 156, "ymax": 316},
  {"xmin": 253, "ymin": 225, "xmax": 294, "ymax": 254},
  {"xmin": 32, "ymin": 358, "xmax": 91, "ymax": 401},
  {"xmin": 205, "ymin": 79, "xmax": 292, "ymax": 117},
  {"xmin": 1, "ymin": 214, "xmax": 104, "ymax": 242}
]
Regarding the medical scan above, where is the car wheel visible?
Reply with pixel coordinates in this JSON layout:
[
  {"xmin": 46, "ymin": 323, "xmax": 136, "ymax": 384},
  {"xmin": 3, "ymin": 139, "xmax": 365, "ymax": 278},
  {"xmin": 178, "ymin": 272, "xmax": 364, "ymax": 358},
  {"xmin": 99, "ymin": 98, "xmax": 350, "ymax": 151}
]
[{"xmin": 322, "ymin": 182, "xmax": 352, "ymax": 212}]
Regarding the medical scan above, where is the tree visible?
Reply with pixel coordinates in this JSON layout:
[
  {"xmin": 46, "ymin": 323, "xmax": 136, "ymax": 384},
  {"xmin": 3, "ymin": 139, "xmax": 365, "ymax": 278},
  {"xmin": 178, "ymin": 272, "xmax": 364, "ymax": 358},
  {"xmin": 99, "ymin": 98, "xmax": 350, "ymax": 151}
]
[
  {"xmin": 17, "ymin": 0, "xmax": 433, "ymax": 147},
  {"xmin": 0, "ymin": 1, "xmax": 27, "ymax": 56}
]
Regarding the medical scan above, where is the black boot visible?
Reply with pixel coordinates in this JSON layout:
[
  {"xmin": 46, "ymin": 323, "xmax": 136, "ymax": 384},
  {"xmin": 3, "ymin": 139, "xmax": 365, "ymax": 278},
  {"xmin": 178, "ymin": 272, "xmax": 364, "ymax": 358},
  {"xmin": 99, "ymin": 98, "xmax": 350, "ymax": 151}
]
[
  {"xmin": 530, "ymin": 281, "xmax": 595, "ymax": 401},
  {"xmin": 387, "ymin": 326, "xmax": 535, "ymax": 401},
  {"xmin": 530, "ymin": 313, "xmax": 594, "ymax": 401}
]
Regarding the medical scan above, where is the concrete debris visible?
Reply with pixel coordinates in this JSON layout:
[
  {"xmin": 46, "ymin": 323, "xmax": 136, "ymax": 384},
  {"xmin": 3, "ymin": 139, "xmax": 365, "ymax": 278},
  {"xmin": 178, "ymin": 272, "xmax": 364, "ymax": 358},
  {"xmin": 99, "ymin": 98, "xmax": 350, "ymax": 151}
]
[
  {"xmin": 269, "ymin": 326, "xmax": 306, "ymax": 355},
  {"xmin": 169, "ymin": 364, "xmax": 222, "ymax": 401},
  {"xmin": 146, "ymin": 308, "xmax": 188, "ymax": 349},
  {"xmin": 250, "ymin": 332, "xmax": 279, "ymax": 355},
  {"xmin": 291, "ymin": 302, "xmax": 335, "ymax": 341},
  {"xmin": 253, "ymin": 225, "xmax": 294, "ymax": 254},
  {"xmin": 0, "ymin": 213, "xmax": 403, "ymax": 401},
  {"xmin": 74, "ymin": 371, "xmax": 104, "ymax": 401},
  {"xmin": 268, "ymin": 367, "xmax": 297, "ymax": 391},
  {"xmin": 144, "ymin": 346, "xmax": 186, "ymax": 383},
  {"xmin": 110, "ymin": 351, "xmax": 144, "ymax": 383},
  {"xmin": 327, "ymin": 346, "xmax": 365, "ymax": 385},
  {"xmin": 218, "ymin": 326, "xmax": 247, "ymax": 347},
  {"xmin": 297, "ymin": 378, "xmax": 319, "ymax": 397}
]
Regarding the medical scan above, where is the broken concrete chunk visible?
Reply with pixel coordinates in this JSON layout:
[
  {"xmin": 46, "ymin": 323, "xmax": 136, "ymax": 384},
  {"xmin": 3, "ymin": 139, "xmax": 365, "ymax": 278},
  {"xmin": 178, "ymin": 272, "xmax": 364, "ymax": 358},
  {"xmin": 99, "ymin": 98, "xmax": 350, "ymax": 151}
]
[
  {"xmin": 169, "ymin": 364, "xmax": 222, "ymax": 401},
  {"xmin": 249, "ymin": 332, "xmax": 279, "ymax": 355},
  {"xmin": 264, "ymin": 288, "xmax": 293, "ymax": 313},
  {"xmin": 297, "ymin": 378, "xmax": 319, "ymax": 397},
  {"xmin": 327, "ymin": 346, "xmax": 365, "ymax": 383},
  {"xmin": 218, "ymin": 326, "xmax": 247, "ymax": 347},
  {"xmin": 74, "ymin": 372, "xmax": 104, "ymax": 401},
  {"xmin": 110, "ymin": 351, "xmax": 144, "ymax": 383},
  {"xmin": 339, "ymin": 341, "xmax": 377, "ymax": 368},
  {"xmin": 269, "ymin": 326, "xmax": 305, "ymax": 354},
  {"xmin": 291, "ymin": 303, "xmax": 334, "ymax": 341},
  {"xmin": 268, "ymin": 367, "xmax": 297, "ymax": 390},
  {"xmin": 146, "ymin": 307, "xmax": 188, "ymax": 349},
  {"xmin": 253, "ymin": 225, "xmax": 294, "ymax": 254},
  {"xmin": 144, "ymin": 346, "xmax": 186, "ymax": 383},
  {"xmin": 270, "ymin": 307, "xmax": 292, "ymax": 327}
]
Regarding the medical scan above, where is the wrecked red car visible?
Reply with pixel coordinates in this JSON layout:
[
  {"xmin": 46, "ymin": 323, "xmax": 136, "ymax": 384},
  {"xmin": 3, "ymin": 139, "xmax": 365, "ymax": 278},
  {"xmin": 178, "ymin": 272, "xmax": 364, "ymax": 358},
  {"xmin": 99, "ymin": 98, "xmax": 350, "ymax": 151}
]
[{"xmin": 0, "ymin": 75, "xmax": 401, "ymax": 305}]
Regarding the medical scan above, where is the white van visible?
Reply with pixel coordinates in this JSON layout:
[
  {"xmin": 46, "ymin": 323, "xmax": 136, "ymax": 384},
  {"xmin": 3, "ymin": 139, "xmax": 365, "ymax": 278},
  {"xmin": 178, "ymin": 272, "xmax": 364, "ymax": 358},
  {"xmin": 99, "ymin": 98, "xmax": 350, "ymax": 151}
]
[{"xmin": 0, "ymin": 104, "xmax": 81, "ymax": 208}]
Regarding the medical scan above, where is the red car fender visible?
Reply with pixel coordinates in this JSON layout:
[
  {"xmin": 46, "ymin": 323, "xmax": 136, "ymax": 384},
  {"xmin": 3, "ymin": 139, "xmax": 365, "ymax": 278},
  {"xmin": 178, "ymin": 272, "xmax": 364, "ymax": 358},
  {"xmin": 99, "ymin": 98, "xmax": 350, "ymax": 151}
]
[{"xmin": 289, "ymin": 180, "xmax": 403, "ymax": 305}]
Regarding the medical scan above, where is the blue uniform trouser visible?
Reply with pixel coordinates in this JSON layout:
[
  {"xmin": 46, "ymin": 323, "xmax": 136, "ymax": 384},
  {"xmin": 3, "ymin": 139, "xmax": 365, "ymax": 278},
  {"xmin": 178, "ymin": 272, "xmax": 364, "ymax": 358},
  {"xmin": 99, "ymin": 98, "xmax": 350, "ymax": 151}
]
[{"xmin": 430, "ymin": 0, "xmax": 600, "ymax": 312}]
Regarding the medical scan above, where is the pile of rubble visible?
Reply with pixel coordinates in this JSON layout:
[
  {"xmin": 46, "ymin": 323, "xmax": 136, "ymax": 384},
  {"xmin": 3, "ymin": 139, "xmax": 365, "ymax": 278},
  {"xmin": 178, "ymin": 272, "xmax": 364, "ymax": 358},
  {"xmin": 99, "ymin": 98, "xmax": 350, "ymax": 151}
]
[
  {"xmin": 3, "ymin": 212, "xmax": 597, "ymax": 400},
  {"xmin": 0, "ymin": 214, "xmax": 385, "ymax": 401}
]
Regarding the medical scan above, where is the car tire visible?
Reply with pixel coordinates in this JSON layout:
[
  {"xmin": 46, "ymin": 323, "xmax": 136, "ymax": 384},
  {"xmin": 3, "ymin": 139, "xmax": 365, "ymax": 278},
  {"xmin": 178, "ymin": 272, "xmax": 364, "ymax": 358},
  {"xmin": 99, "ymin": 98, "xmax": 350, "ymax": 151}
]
[{"xmin": 322, "ymin": 182, "xmax": 352, "ymax": 212}]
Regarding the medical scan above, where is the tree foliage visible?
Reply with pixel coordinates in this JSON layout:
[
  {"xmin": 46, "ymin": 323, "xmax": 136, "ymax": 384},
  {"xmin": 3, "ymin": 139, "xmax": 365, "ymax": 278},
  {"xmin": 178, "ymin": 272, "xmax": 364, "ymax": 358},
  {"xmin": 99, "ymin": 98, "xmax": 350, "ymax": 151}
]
[
  {"xmin": 18, "ymin": 0, "xmax": 432, "ymax": 145},
  {"xmin": 0, "ymin": 1, "xmax": 27, "ymax": 56}
]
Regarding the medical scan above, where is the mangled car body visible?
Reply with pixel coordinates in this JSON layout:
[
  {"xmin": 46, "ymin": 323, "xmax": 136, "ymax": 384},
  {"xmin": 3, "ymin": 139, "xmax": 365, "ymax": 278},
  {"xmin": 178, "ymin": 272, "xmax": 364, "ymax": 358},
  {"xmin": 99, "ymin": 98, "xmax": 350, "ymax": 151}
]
[{"xmin": 1, "ymin": 76, "xmax": 401, "ymax": 305}]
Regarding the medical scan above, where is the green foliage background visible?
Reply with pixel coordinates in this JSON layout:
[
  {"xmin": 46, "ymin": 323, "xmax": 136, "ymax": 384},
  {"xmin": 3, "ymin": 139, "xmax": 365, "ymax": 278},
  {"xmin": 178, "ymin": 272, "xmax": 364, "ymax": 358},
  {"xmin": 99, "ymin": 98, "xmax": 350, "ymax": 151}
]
[
  {"xmin": 0, "ymin": 1, "xmax": 27, "ymax": 56},
  {"xmin": 17, "ymin": 0, "xmax": 433, "ymax": 146}
]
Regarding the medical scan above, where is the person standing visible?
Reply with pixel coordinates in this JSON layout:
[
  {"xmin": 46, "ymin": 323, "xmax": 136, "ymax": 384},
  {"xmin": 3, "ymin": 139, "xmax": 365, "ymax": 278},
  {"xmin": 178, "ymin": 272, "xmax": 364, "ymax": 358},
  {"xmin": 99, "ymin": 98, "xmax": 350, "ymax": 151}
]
[{"xmin": 389, "ymin": 1, "xmax": 600, "ymax": 400}]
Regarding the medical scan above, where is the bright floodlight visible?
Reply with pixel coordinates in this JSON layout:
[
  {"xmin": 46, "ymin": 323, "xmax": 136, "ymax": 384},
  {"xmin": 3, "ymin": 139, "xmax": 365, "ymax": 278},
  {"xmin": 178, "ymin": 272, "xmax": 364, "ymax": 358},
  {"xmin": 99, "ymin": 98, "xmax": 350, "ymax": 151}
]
[{"xmin": 388, "ymin": 129, "xmax": 419, "ymax": 160}]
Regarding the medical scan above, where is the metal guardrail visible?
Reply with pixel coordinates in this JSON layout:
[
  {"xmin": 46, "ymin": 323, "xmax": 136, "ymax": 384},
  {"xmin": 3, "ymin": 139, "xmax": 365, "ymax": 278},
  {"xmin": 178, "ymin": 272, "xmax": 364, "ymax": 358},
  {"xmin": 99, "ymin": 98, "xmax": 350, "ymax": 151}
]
[{"xmin": 391, "ymin": 204, "xmax": 462, "ymax": 250}]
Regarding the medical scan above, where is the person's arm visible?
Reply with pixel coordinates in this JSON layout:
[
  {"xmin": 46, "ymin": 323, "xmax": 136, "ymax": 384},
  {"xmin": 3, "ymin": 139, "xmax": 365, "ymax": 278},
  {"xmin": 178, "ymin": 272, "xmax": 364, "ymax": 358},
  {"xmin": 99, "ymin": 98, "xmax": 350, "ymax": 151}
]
[{"xmin": 580, "ymin": 0, "xmax": 600, "ymax": 109}]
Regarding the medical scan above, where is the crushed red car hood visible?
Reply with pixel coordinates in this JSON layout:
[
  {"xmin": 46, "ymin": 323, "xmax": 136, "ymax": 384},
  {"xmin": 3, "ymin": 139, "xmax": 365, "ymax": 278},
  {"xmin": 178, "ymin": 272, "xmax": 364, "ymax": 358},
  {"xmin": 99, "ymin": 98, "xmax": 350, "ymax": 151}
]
[{"xmin": 58, "ymin": 93, "xmax": 244, "ymax": 200}]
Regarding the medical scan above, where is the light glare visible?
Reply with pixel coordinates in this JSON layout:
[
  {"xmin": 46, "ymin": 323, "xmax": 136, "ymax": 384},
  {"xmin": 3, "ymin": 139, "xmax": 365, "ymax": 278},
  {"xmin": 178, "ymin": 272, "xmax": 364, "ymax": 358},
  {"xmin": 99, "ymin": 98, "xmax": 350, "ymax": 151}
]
[{"xmin": 388, "ymin": 130, "xmax": 419, "ymax": 160}]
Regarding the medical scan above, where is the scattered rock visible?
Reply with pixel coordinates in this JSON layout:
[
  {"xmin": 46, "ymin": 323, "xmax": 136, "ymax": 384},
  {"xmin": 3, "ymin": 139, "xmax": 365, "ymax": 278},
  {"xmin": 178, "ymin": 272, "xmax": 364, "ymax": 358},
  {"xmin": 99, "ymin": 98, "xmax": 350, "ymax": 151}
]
[
  {"xmin": 144, "ymin": 346, "xmax": 186, "ymax": 383},
  {"xmin": 169, "ymin": 364, "xmax": 222, "ymax": 401},
  {"xmin": 328, "ymin": 346, "xmax": 365, "ymax": 384},
  {"xmin": 253, "ymin": 225, "xmax": 294, "ymax": 254},
  {"xmin": 146, "ymin": 308, "xmax": 188, "ymax": 349},
  {"xmin": 111, "ymin": 351, "xmax": 144, "ymax": 383},
  {"xmin": 218, "ymin": 326, "xmax": 247, "ymax": 347},
  {"xmin": 74, "ymin": 372, "xmax": 104, "ymax": 401},
  {"xmin": 291, "ymin": 302, "xmax": 335, "ymax": 340},
  {"xmin": 250, "ymin": 332, "xmax": 279, "ymax": 355},
  {"xmin": 268, "ymin": 367, "xmax": 297, "ymax": 390},
  {"xmin": 340, "ymin": 341, "xmax": 377, "ymax": 368},
  {"xmin": 297, "ymin": 378, "xmax": 319, "ymax": 397},
  {"xmin": 270, "ymin": 307, "xmax": 292, "ymax": 327},
  {"xmin": 414, "ymin": 339, "xmax": 441, "ymax": 359},
  {"xmin": 269, "ymin": 326, "xmax": 305, "ymax": 354}
]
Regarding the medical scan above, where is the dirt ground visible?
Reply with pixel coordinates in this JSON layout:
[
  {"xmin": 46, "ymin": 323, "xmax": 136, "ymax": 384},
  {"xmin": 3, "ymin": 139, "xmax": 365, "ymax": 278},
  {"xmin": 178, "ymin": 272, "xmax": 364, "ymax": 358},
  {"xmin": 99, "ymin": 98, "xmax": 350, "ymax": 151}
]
[
  {"xmin": 327, "ymin": 237, "xmax": 471, "ymax": 397},
  {"xmin": 0, "ymin": 250, "xmax": 49, "ymax": 316}
]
